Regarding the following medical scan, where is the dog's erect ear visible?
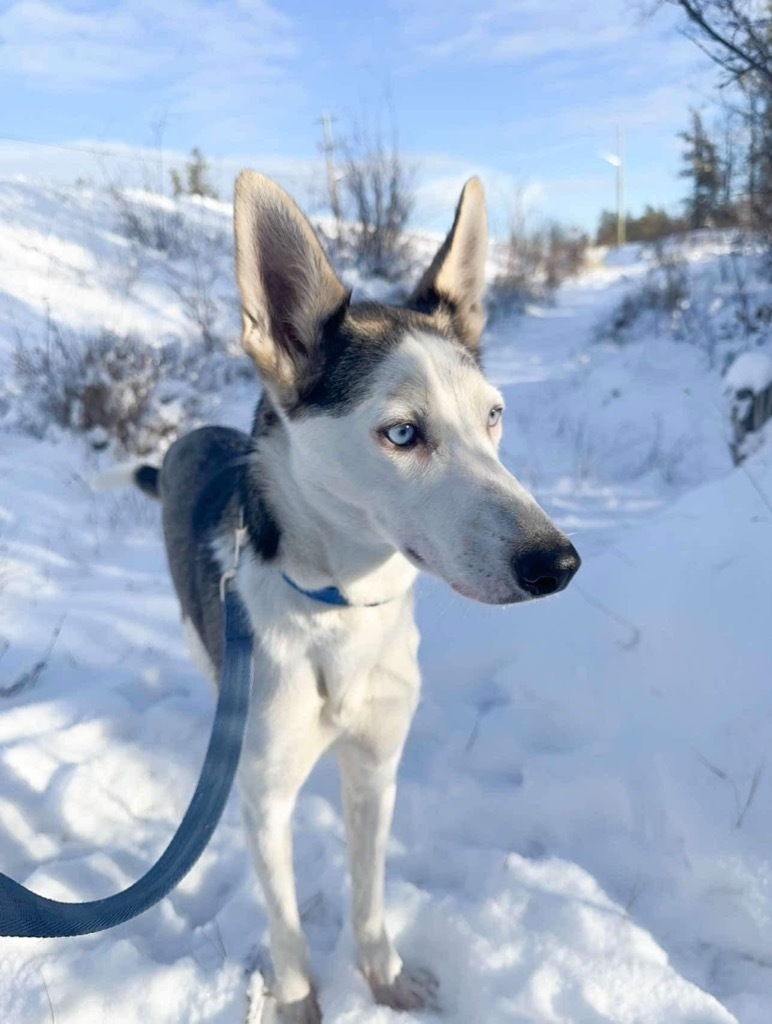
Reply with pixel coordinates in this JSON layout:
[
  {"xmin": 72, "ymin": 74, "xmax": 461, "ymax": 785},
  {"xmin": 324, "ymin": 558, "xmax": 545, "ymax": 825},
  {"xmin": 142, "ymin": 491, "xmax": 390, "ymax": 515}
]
[
  {"xmin": 234, "ymin": 170, "xmax": 349, "ymax": 403},
  {"xmin": 409, "ymin": 177, "xmax": 488, "ymax": 352}
]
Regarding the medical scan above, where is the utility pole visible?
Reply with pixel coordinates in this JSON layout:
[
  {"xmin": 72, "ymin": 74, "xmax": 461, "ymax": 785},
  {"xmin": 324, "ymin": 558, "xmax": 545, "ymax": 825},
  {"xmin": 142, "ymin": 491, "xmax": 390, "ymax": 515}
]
[
  {"xmin": 318, "ymin": 111, "xmax": 342, "ymax": 226},
  {"xmin": 616, "ymin": 124, "xmax": 626, "ymax": 247},
  {"xmin": 600, "ymin": 126, "xmax": 626, "ymax": 247},
  {"xmin": 149, "ymin": 115, "xmax": 168, "ymax": 196}
]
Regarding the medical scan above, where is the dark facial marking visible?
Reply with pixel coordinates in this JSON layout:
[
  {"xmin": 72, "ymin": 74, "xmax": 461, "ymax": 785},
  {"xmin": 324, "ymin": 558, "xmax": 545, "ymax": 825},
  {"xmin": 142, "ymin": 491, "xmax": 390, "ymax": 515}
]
[
  {"xmin": 285, "ymin": 302, "xmax": 478, "ymax": 418},
  {"xmin": 407, "ymin": 286, "xmax": 483, "ymax": 366},
  {"xmin": 285, "ymin": 303, "xmax": 416, "ymax": 417}
]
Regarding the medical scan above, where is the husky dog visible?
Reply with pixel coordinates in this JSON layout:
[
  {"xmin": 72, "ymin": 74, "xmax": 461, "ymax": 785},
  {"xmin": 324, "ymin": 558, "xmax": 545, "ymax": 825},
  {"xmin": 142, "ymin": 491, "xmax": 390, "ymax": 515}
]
[{"xmin": 135, "ymin": 172, "xmax": 580, "ymax": 1022}]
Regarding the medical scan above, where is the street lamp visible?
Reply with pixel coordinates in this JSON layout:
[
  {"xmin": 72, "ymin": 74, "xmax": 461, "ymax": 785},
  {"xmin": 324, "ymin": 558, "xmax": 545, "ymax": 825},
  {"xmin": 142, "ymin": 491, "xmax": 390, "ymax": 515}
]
[{"xmin": 601, "ymin": 126, "xmax": 626, "ymax": 247}]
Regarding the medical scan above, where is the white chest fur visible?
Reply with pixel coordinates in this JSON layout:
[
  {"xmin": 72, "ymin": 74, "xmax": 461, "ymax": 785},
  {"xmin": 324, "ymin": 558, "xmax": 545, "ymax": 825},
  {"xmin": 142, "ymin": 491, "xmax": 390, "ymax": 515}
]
[{"xmin": 228, "ymin": 548, "xmax": 422, "ymax": 760}]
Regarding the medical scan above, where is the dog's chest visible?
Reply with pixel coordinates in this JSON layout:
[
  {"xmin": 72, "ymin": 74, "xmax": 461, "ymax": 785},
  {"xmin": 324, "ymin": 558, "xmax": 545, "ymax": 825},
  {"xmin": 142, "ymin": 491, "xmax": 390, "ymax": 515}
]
[
  {"xmin": 238, "ymin": 561, "xmax": 421, "ymax": 744},
  {"xmin": 299, "ymin": 601, "xmax": 418, "ymax": 728}
]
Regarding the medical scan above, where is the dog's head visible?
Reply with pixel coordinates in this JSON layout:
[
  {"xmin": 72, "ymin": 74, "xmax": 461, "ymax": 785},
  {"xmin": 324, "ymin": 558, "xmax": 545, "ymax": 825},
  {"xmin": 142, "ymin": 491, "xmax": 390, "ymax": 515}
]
[{"xmin": 234, "ymin": 171, "xmax": 579, "ymax": 604}]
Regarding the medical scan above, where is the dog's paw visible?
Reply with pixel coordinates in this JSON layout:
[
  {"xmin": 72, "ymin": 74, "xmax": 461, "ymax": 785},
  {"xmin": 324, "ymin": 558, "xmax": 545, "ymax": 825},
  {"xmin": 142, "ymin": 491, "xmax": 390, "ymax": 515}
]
[
  {"xmin": 252, "ymin": 990, "xmax": 322, "ymax": 1024},
  {"xmin": 369, "ymin": 964, "xmax": 441, "ymax": 1013},
  {"xmin": 277, "ymin": 992, "xmax": 323, "ymax": 1024}
]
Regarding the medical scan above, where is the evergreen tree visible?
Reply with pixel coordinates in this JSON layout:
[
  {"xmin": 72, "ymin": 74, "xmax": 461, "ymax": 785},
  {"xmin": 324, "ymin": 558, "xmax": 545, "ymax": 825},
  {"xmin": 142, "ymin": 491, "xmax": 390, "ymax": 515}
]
[
  {"xmin": 170, "ymin": 148, "xmax": 219, "ymax": 200},
  {"xmin": 679, "ymin": 110, "xmax": 723, "ymax": 228}
]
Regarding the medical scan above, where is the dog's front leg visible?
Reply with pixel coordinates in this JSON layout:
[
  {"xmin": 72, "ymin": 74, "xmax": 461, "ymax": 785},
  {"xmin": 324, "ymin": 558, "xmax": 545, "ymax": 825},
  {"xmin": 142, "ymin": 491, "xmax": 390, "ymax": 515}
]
[
  {"xmin": 338, "ymin": 741, "xmax": 439, "ymax": 1013},
  {"xmin": 242, "ymin": 788, "xmax": 322, "ymax": 1023},
  {"xmin": 240, "ymin": 695, "xmax": 330, "ymax": 1024}
]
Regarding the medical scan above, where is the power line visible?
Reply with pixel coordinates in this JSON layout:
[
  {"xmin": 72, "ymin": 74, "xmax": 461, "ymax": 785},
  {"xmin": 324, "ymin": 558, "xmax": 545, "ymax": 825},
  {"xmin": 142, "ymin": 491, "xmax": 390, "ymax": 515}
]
[{"xmin": 0, "ymin": 133, "xmax": 167, "ymax": 165}]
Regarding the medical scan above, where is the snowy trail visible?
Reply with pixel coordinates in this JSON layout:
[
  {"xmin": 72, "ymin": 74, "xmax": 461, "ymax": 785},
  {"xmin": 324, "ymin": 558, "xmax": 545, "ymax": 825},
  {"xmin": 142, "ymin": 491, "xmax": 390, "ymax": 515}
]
[
  {"xmin": 0, "ymin": 182, "xmax": 770, "ymax": 1022},
  {"xmin": 483, "ymin": 267, "xmax": 734, "ymax": 560}
]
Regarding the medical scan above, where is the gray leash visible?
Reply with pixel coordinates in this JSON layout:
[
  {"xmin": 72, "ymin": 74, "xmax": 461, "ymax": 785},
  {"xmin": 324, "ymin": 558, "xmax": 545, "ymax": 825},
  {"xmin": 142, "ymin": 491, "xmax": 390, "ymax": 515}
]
[{"xmin": 0, "ymin": 524, "xmax": 253, "ymax": 938}]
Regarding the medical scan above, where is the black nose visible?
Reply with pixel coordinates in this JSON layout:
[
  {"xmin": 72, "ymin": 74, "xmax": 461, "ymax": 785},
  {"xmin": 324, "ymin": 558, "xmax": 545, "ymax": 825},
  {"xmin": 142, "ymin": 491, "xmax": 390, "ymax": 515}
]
[{"xmin": 512, "ymin": 541, "xmax": 581, "ymax": 597}]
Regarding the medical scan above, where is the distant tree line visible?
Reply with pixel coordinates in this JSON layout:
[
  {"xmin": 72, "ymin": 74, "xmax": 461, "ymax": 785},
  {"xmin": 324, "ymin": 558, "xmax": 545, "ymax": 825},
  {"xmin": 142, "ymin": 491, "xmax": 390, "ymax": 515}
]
[{"xmin": 595, "ymin": 206, "xmax": 688, "ymax": 245}]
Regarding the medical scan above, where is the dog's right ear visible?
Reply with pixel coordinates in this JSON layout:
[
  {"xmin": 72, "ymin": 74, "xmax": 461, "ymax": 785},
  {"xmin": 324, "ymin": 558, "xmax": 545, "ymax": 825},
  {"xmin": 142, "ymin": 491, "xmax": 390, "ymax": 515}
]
[{"xmin": 234, "ymin": 171, "xmax": 349, "ymax": 404}]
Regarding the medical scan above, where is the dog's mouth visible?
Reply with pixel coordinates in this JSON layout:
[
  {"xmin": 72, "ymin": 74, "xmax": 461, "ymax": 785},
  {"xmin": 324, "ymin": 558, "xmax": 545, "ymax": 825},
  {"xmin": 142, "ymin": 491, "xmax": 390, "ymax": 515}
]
[
  {"xmin": 404, "ymin": 545, "xmax": 427, "ymax": 568},
  {"xmin": 403, "ymin": 544, "xmax": 526, "ymax": 605}
]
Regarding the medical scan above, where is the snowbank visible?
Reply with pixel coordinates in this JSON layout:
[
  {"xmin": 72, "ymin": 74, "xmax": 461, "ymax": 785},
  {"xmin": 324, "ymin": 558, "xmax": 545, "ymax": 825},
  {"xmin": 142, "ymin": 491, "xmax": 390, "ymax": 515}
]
[{"xmin": 725, "ymin": 350, "xmax": 772, "ymax": 394}]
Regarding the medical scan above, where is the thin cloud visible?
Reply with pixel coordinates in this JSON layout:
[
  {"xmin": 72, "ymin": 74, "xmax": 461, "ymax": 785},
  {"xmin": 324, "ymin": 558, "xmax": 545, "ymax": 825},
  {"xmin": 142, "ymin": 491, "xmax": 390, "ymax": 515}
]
[
  {"xmin": 395, "ymin": 0, "xmax": 638, "ymax": 66},
  {"xmin": 421, "ymin": 22, "xmax": 633, "ymax": 64},
  {"xmin": 0, "ymin": 1, "xmax": 157, "ymax": 83},
  {"xmin": 502, "ymin": 81, "xmax": 708, "ymax": 148},
  {"xmin": 0, "ymin": 0, "xmax": 301, "ymax": 124}
]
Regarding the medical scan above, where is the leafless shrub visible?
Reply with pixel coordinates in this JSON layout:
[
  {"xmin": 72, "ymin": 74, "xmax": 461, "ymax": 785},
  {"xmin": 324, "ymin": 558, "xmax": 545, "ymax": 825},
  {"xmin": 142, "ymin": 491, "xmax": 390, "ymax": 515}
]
[
  {"xmin": 488, "ymin": 231, "xmax": 549, "ymax": 318},
  {"xmin": 599, "ymin": 239, "xmax": 772, "ymax": 369},
  {"xmin": 339, "ymin": 123, "xmax": 415, "ymax": 280},
  {"xmin": 165, "ymin": 240, "xmax": 230, "ymax": 352},
  {"xmin": 110, "ymin": 188, "xmax": 234, "ymax": 350},
  {"xmin": 488, "ymin": 222, "xmax": 588, "ymax": 321},
  {"xmin": 545, "ymin": 224, "xmax": 589, "ymax": 288},
  {"xmin": 724, "ymin": 250, "xmax": 772, "ymax": 336},
  {"xmin": 598, "ymin": 245, "xmax": 690, "ymax": 344},
  {"xmin": 13, "ymin": 321, "xmax": 201, "ymax": 454},
  {"xmin": 111, "ymin": 186, "xmax": 188, "ymax": 256},
  {"xmin": 650, "ymin": 244, "xmax": 691, "ymax": 307}
]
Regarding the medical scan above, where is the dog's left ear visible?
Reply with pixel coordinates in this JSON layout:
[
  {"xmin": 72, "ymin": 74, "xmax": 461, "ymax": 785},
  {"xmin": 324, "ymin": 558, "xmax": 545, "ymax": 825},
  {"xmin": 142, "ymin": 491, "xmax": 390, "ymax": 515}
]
[{"xmin": 409, "ymin": 176, "xmax": 488, "ymax": 352}]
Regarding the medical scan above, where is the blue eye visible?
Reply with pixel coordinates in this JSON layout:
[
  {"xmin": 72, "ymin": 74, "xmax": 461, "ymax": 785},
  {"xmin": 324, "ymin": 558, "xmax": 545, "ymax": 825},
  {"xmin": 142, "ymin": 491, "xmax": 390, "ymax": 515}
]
[
  {"xmin": 384, "ymin": 423, "xmax": 418, "ymax": 447},
  {"xmin": 488, "ymin": 407, "xmax": 503, "ymax": 429}
]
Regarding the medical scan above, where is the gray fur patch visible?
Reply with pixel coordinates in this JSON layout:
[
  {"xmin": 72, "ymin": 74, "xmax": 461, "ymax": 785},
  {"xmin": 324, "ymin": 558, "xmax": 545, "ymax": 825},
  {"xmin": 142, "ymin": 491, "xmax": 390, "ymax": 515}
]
[{"xmin": 160, "ymin": 426, "xmax": 280, "ymax": 673}]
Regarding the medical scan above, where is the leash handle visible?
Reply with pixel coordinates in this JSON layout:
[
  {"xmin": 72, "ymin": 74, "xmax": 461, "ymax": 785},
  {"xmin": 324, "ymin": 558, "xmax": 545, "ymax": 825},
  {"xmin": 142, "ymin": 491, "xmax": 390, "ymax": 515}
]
[{"xmin": 0, "ymin": 526, "xmax": 253, "ymax": 938}]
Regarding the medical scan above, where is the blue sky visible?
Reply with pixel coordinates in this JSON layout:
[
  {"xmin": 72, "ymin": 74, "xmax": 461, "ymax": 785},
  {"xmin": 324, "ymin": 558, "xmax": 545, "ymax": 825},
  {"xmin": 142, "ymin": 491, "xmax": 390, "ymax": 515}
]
[{"xmin": 0, "ymin": 0, "xmax": 718, "ymax": 235}]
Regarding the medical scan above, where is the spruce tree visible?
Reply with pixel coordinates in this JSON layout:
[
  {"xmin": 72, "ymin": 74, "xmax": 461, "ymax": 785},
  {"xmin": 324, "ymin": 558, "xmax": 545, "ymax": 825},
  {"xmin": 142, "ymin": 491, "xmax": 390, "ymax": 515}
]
[{"xmin": 679, "ymin": 110, "xmax": 723, "ymax": 228}]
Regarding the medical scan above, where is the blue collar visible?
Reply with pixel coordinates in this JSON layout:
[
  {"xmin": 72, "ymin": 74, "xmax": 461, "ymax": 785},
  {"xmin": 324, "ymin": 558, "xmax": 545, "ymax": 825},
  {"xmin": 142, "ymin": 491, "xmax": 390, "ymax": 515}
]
[{"xmin": 280, "ymin": 572, "xmax": 394, "ymax": 608}]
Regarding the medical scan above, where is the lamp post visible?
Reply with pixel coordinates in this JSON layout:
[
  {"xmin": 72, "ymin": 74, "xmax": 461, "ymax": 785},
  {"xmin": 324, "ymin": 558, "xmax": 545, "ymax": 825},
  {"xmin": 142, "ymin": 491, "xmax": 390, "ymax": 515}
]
[
  {"xmin": 601, "ymin": 126, "xmax": 626, "ymax": 247},
  {"xmin": 317, "ymin": 111, "xmax": 342, "ymax": 226}
]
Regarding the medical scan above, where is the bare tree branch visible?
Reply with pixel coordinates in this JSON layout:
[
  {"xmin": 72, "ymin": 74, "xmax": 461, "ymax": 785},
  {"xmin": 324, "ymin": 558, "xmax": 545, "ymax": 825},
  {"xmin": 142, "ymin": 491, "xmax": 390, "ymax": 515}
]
[{"xmin": 667, "ymin": 0, "xmax": 772, "ymax": 85}]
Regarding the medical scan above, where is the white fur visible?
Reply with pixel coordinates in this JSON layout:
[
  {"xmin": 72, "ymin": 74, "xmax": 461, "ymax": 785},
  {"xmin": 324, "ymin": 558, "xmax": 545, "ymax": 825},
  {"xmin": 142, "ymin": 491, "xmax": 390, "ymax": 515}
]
[{"xmin": 89, "ymin": 462, "xmax": 146, "ymax": 492}]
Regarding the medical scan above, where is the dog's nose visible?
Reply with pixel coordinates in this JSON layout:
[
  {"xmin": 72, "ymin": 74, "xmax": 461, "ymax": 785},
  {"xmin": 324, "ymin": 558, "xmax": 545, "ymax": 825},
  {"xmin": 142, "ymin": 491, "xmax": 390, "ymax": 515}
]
[{"xmin": 512, "ymin": 541, "xmax": 581, "ymax": 597}]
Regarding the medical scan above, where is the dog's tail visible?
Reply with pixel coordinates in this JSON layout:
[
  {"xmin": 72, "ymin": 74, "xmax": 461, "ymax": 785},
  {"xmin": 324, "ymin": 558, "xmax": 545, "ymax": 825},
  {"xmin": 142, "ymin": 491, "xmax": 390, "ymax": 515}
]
[
  {"xmin": 133, "ymin": 464, "xmax": 160, "ymax": 499},
  {"xmin": 91, "ymin": 463, "xmax": 161, "ymax": 499}
]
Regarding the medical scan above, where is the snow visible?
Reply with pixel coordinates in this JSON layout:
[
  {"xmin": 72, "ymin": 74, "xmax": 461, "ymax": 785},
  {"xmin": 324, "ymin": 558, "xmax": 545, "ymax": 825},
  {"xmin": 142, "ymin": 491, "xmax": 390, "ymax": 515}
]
[
  {"xmin": 1, "ymin": 179, "xmax": 772, "ymax": 1022},
  {"xmin": 725, "ymin": 350, "xmax": 772, "ymax": 395}
]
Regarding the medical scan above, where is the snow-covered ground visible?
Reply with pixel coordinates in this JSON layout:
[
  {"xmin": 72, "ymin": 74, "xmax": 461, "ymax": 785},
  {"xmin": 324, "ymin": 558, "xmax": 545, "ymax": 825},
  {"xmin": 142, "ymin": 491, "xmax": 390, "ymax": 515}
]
[{"xmin": 1, "ymin": 179, "xmax": 771, "ymax": 1023}]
